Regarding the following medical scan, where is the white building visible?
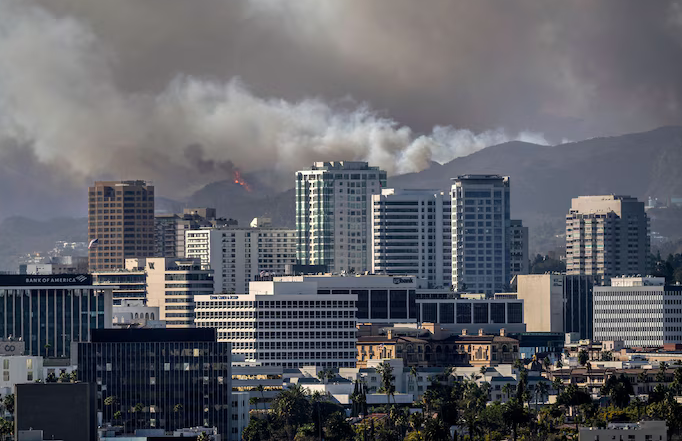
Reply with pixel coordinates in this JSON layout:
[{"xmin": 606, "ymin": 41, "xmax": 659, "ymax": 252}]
[
  {"xmin": 0, "ymin": 354, "xmax": 43, "ymax": 395},
  {"xmin": 594, "ymin": 277, "xmax": 682, "ymax": 347},
  {"xmin": 371, "ymin": 189, "xmax": 452, "ymax": 289},
  {"xmin": 185, "ymin": 226, "xmax": 296, "ymax": 294},
  {"xmin": 579, "ymin": 421, "xmax": 666, "ymax": 441},
  {"xmin": 112, "ymin": 300, "xmax": 163, "ymax": 328},
  {"xmin": 451, "ymin": 175, "xmax": 512, "ymax": 295},
  {"xmin": 295, "ymin": 161, "xmax": 387, "ymax": 273},
  {"xmin": 194, "ymin": 279, "xmax": 358, "ymax": 368}
]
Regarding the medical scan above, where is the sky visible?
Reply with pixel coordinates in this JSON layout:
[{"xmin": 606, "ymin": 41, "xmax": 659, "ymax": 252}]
[{"xmin": 1, "ymin": 0, "xmax": 681, "ymax": 218}]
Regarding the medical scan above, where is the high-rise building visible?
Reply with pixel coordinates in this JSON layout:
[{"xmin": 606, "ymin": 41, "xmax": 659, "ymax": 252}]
[
  {"xmin": 451, "ymin": 175, "xmax": 511, "ymax": 295},
  {"xmin": 516, "ymin": 274, "xmax": 595, "ymax": 340},
  {"xmin": 508, "ymin": 219, "xmax": 529, "ymax": 278},
  {"xmin": 594, "ymin": 276, "xmax": 682, "ymax": 347},
  {"xmin": 155, "ymin": 208, "xmax": 237, "ymax": 258},
  {"xmin": 0, "ymin": 274, "xmax": 113, "ymax": 358},
  {"xmin": 185, "ymin": 225, "xmax": 296, "ymax": 294},
  {"xmin": 194, "ymin": 279, "xmax": 358, "ymax": 369},
  {"xmin": 371, "ymin": 189, "xmax": 452, "ymax": 288},
  {"xmin": 88, "ymin": 180, "xmax": 155, "ymax": 271},
  {"xmin": 78, "ymin": 328, "xmax": 232, "ymax": 435},
  {"xmin": 296, "ymin": 161, "xmax": 387, "ymax": 273},
  {"xmin": 565, "ymin": 195, "xmax": 650, "ymax": 280}
]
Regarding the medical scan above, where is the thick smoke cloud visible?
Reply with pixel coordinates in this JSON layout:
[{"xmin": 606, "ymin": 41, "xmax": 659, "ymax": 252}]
[{"xmin": 1, "ymin": 0, "xmax": 682, "ymax": 218}]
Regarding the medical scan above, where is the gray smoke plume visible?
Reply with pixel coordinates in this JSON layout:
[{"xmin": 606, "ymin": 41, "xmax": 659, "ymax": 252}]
[{"xmin": 1, "ymin": 0, "xmax": 681, "ymax": 218}]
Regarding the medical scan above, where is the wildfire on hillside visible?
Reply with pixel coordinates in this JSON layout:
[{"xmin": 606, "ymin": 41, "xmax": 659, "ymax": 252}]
[{"xmin": 233, "ymin": 170, "xmax": 252, "ymax": 192}]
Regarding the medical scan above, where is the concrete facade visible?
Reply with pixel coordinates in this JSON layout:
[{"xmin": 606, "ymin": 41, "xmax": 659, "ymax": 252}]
[
  {"xmin": 566, "ymin": 195, "xmax": 649, "ymax": 280},
  {"xmin": 185, "ymin": 227, "xmax": 296, "ymax": 295},
  {"xmin": 371, "ymin": 188, "xmax": 452, "ymax": 289}
]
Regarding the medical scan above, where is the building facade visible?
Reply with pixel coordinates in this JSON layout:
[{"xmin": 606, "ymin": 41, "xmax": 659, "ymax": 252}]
[
  {"xmin": 508, "ymin": 219, "xmax": 529, "ymax": 277},
  {"xmin": 371, "ymin": 189, "xmax": 452, "ymax": 289},
  {"xmin": 185, "ymin": 226, "xmax": 296, "ymax": 294},
  {"xmin": 0, "ymin": 352, "xmax": 44, "ymax": 396},
  {"xmin": 0, "ymin": 275, "xmax": 113, "ymax": 357},
  {"xmin": 451, "ymin": 175, "xmax": 511, "ymax": 295},
  {"xmin": 194, "ymin": 280, "xmax": 358, "ymax": 368},
  {"xmin": 78, "ymin": 329, "xmax": 232, "ymax": 435},
  {"xmin": 296, "ymin": 161, "xmax": 387, "ymax": 273},
  {"xmin": 516, "ymin": 274, "xmax": 595, "ymax": 340},
  {"xmin": 566, "ymin": 195, "xmax": 650, "ymax": 280},
  {"xmin": 155, "ymin": 208, "xmax": 238, "ymax": 259},
  {"xmin": 594, "ymin": 277, "xmax": 682, "ymax": 347},
  {"xmin": 88, "ymin": 180, "xmax": 155, "ymax": 271},
  {"xmin": 415, "ymin": 291, "xmax": 525, "ymax": 334}
]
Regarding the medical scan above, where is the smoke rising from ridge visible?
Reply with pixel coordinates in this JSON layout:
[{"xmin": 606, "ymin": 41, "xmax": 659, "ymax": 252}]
[{"xmin": 1, "ymin": 0, "xmax": 682, "ymax": 219}]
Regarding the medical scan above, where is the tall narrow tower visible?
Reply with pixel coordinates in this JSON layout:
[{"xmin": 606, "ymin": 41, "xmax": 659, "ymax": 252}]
[
  {"xmin": 451, "ymin": 175, "xmax": 511, "ymax": 295},
  {"xmin": 296, "ymin": 161, "xmax": 386, "ymax": 273},
  {"xmin": 88, "ymin": 180, "xmax": 155, "ymax": 271}
]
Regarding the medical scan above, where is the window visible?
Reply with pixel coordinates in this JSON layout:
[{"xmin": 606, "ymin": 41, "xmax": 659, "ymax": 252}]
[
  {"xmin": 3, "ymin": 372, "xmax": 8, "ymax": 381},
  {"xmin": 27, "ymin": 371, "xmax": 33, "ymax": 381},
  {"xmin": 457, "ymin": 303, "xmax": 472, "ymax": 323},
  {"xmin": 2, "ymin": 360, "xmax": 8, "ymax": 370},
  {"xmin": 26, "ymin": 359, "xmax": 33, "ymax": 370}
]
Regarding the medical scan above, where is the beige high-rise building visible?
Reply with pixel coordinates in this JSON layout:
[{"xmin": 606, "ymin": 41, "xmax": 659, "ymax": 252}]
[
  {"xmin": 565, "ymin": 195, "xmax": 649, "ymax": 280},
  {"xmin": 88, "ymin": 180, "xmax": 155, "ymax": 271}
]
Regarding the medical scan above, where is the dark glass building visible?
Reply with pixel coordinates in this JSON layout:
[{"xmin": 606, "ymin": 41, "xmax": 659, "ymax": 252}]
[
  {"xmin": 564, "ymin": 275, "xmax": 595, "ymax": 340},
  {"xmin": 78, "ymin": 328, "xmax": 232, "ymax": 435},
  {"xmin": 0, "ymin": 274, "xmax": 113, "ymax": 357}
]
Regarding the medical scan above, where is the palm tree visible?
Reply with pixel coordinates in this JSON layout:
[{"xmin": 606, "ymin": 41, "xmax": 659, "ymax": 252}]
[
  {"xmin": 556, "ymin": 358, "xmax": 563, "ymax": 369},
  {"xmin": 376, "ymin": 361, "xmax": 396, "ymax": 411},
  {"xmin": 502, "ymin": 383, "xmax": 514, "ymax": 400},
  {"xmin": 479, "ymin": 366, "xmax": 487, "ymax": 377},
  {"xmin": 535, "ymin": 381, "xmax": 550, "ymax": 411},
  {"xmin": 543, "ymin": 356, "xmax": 552, "ymax": 373},
  {"xmin": 197, "ymin": 431, "xmax": 209, "ymax": 441},
  {"xmin": 104, "ymin": 396, "xmax": 119, "ymax": 424},
  {"xmin": 409, "ymin": 411, "xmax": 425, "ymax": 435},
  {"xmin": 578, "ymin": 349, "xmax": 589, "ymax": 367},
  {"xmin": 256, "ymin": 384, "xmax": 266, "ymax": 409},
  {"xmin": 410, "ymin": 366, "xmax": 418, "ymax": 391},
  {"xmin": 657, "ymin": 362, "xmax": 668, "ymax": 383},
  {"xmin": 133, "ymin": 403, "xmax": 144, "ymax": 430},
  {"xmin": 552, "ymin": 377, "xmax": 564, "ymax": 394}
]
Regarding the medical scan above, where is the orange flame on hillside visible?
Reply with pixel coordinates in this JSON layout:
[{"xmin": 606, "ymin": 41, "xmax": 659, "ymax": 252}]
[{"xmin": 233, "ymin": 170, "xmax": 252, "ymax": 192}]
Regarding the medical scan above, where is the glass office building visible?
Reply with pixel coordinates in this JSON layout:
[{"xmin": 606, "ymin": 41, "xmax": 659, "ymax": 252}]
[
  {"xmin": 78, "ymin": 328, "xmax": 232, "ymax": 435},
  {"xmin": 0, "ymin": 274, "xmax": 113, "ymax": 357}
]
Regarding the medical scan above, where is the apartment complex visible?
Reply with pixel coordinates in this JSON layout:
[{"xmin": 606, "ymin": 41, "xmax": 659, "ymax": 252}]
[
  {"xmin": 185, "ymin": 226, "xmax": 296, "ymax": 294},
  {"xmin": 451, "ymin": 175, "xmax": 511, "ymax": 295},
  {"xmin": 594, "ymin": 277, "xmax": 682, "ymax": 347},
  {"xmin": 88, "ymin": 180, "xmax": 155, "ymax": 271},
  {"xmin": 516, "ymin": 274, "xmax": 596, "ymax": 340},
  {"xmin": 296, "ymin": 161, "xmax": 387, "ymax": 273},
  {"xmin": 194, "ymin": 280, "xmax": 358, "ymax": 368},
  {"xmin": 155, "ymin": 208, "xmax": 237, "ymax": 258},
  {"xmin": 371, "ymin": 189, "xmax": 452, "ymax": 288},
  {"xmin": 566, "ymin": 195, "xmax": 649, "ymax": 280}
]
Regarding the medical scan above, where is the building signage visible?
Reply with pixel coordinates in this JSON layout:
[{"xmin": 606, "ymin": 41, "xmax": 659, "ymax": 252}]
[
  {"xmin": 0, "ymin": 274, "xmax": 92, "ymax": 287},
  {"xmin": 0, "ymin": 341, "xmax": 25, "ymax": 355},
  {"xmin": 392, "ymin": 277, "xmax": 414, "ymax": 285},
  {"xmin": 210, "ymin": 295, "xmax": 239, "ymax": 300}
]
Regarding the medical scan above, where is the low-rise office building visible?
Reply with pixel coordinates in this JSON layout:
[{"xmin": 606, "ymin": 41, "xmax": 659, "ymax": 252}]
[
  {"xmin": 78, "ymin": 328, "xmax": 232, "ymax": 435},
  {"xmin": 194, "ymin": 279, "xmax": 357, "ymax": 368},
  {"xmin": 0, "ymin": 274, "xmax": 113, "ymax": 358},
  {"xmin": 594, "ymin": 277, "xmax": 682, "ymax": 347},
  {"xmin": 516, "ymin": 274, "xmax": 596, "ymax": 340}
]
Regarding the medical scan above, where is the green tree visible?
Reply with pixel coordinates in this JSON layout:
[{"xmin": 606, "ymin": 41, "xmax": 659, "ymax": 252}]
[
  {"xmin": 601, "ymin": 351, "xmax": 613, "ymax": 361},
  {"xmin": 501, "ymin": 383, "xmax": 514, "ymax": 400},
  {"xmin": 543, "ymin": 356, "xmax": 552, "ymax": 372},
  {"xmin": 601, "ymin": 374, "xmax": 634, "ymax": 408},
  {"xmin": 503, "ymin": 398, "xmax": 530, "ymax": 441},
  {"xmin": 271, "ymin": 384, "xmax": 312, "ymax": 439},
  {"xmin": 578, "ymin": 350, "xmax": 589, "ymax": 367},
  {"xmin": 535, "ymin": 381, "xmax": 550, "ymax": 410},
  {"xmin": 256, "ymin": 384, "xmax": 266, "ymax": 409},
  {"xmin": 196, "ymin": 431, "xmax": 209, "ymax": 441},
  {"xmin": 3, "ymin": 395, "xmax": 14, "ymax": 415},
  {"xmin": 557, "ymin": 384, "xmax": 592, "ymax": 431},
  {"xmin": 242, "ymin": 416, "xmax": 271, "ymax": 441},
  {"xmin": 556, "ymin": 358, "xmax": 563, "ymax": 369},
  {"xmin": 104, "ymin": 395, "xmax": 119, "ymax": 423},
  {"xmin": 423, "ymin": 417, "xmax": 450, "ymax": 441},
  {"xmin": 376, "ymin": 361, "xmax": 396, "ymax": 411},
  {"xmin": 45, "ymin": 372, "xmax": 57, "ymax": 383},
  {"xmin": 70, "ymin": 370, "xmax": 78, "ymax": 382},
  {"xmin": 58, "ymin": 372, "xmax": 70, "ymax": 383},
  {"xmin": 657, "ymin": 362, "xmax": 668, "ymax": 383}
]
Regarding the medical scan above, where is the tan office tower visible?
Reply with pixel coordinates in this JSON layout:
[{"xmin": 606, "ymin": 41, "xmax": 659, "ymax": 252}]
[
  {"xmin": 565, "ymin": 195, "xmax": 649, "ymax": 280},
  {"xmin": 88, "ymin": 180, "xmax": 155, "ymax": 271}
]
